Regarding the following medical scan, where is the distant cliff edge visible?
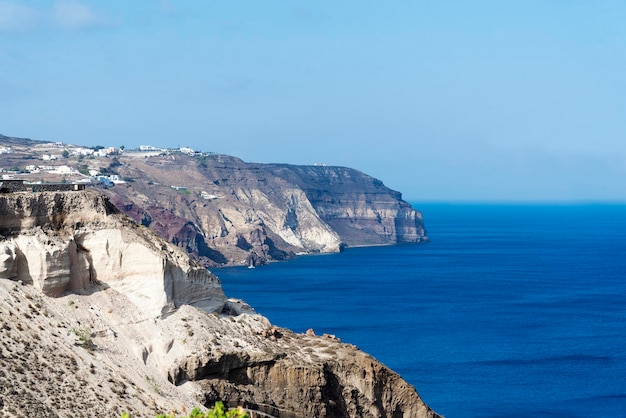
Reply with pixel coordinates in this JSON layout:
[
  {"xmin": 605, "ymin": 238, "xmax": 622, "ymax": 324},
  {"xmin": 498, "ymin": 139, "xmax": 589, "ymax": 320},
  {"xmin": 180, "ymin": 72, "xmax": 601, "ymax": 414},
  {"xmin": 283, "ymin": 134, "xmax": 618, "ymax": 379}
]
[
  {"xmin": 104, "ymin": 154, "xmax": 428, "ymax": 267},
  {"xmin": 0, "ymin": 135, "xmax": 427, "ymax": 267}
]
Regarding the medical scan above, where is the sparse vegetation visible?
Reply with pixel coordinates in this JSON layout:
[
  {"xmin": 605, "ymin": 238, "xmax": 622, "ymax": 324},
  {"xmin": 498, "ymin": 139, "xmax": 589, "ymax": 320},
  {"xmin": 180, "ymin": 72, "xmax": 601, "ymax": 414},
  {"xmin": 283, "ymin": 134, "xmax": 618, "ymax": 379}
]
[
  {"xmin": 145, "ymin": 376, "xmax": 161, "ymax": 394},
  {"xmin": 9, "ymin": 166, "xmax": 28, "ymax": 173},
  {"xmin": 121, "ymin": 402, "xmax": 249, "ymax": 418},
  {"xmin": 109, "ymin": 157, "xmax": 122, "ymax": 168},
  {"xmin": 79, "ymin": 164, "xmax": 90, "ymax": 175},
  {"xmin": 71, "ymin": 326, "xmax": 95, "ymax": 351},
  {"xmin": 196, "ymin": 155, "xmax": 209, "ymax": 169},
  {"xmin": 105, "ymin": 157, "xmax": 122, "ymax": 175}
]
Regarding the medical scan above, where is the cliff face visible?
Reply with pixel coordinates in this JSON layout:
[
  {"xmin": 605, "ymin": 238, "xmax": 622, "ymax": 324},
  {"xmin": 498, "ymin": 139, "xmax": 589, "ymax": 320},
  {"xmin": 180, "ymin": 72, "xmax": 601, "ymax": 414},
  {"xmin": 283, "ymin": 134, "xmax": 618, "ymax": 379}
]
[
  {"xmin": 0, "ymin": 136, "xmax": 428, "ymax": 267},
  {"xmin": 263, "ymin": 164, "xmax": 427, "ymax": 246},
  {"xmin": 0, "ymin": 191, "xmax": 439, "ymax": 418},
  {"xmin": 0, "ymin": 192, "xmax": 225, "ymax": 316},
  {"xmin": 101, "ymin": 153, "xmax": 427, "ymax": 267},
  {"xmin": 103, "ymin": 154, "xmax": 344, "ymax": 267}
]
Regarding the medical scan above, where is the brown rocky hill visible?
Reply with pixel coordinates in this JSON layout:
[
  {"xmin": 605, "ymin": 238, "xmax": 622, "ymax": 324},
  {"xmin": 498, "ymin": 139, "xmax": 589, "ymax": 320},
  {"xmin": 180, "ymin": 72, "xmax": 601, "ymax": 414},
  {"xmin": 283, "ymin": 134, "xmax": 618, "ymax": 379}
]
[
  {"xmin": 0, "ymin": 135, "xmax": 427, "ymax": 267},
  {"xmin": 106, "ymin": 152, "xmax": 428, "ymax": 267},
  {"xmin": 0, "ymin": 190, "xmax": 440, "ymax": 418}
]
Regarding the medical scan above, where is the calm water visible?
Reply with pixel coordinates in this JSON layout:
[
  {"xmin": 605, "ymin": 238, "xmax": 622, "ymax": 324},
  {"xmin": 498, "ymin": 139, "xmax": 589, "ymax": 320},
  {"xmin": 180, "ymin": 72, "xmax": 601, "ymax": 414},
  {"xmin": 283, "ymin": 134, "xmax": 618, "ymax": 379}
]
[{"xmin": 217, "ymin": 204, "xmax": 626, "ymax": 417}]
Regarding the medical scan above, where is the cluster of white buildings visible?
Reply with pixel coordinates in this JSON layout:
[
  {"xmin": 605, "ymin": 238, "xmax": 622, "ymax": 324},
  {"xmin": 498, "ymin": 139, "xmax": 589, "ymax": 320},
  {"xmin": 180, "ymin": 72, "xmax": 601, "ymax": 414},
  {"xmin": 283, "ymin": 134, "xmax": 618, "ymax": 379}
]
[
  {"xmin": 139, "ymin": 145, "xmax": 162, "ymax": 151},
  {"xmin": 55, "ymin": 143, "xmax": 200, "ymax": 158},
  {"xmin": 25, "ymin": 164, "xmax": 76, "ymax": 174},
  {"xmin": 179, "ymin": 147, "xmax": 196, "ymax": 155},
  {"xmin": 138, "ymin": 145, "xmax": 198, "ymax": 155},
  {"xmin": 71, "ymin": 146, "xmax": 117, "ymax": 157},
  {"xmin": 93, "ymin": 174, "xmax": 125, "ymax": 187},
  {"xmin": 2, "ymin": 141, "xmax": 203, "ymax": 188},
  {"xmin": 38, "ymin": 146, "xmax": 118, "ymax": 161}
]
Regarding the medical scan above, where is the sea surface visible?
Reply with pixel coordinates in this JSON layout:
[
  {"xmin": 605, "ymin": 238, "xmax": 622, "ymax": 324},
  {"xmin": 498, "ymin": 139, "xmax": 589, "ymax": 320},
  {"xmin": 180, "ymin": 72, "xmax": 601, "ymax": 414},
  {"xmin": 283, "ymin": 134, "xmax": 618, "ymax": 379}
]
[{"xmin": 217, "ymin": 204, "xmax": 626, "ymax": 417}]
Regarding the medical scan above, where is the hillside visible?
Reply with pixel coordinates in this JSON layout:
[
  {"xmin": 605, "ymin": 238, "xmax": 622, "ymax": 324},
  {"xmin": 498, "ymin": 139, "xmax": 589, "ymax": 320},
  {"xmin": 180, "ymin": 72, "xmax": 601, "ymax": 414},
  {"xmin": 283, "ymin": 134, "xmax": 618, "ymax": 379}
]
[{"xmin": 0, "ymin": 135, "xmax": 427, "ymax": 267}]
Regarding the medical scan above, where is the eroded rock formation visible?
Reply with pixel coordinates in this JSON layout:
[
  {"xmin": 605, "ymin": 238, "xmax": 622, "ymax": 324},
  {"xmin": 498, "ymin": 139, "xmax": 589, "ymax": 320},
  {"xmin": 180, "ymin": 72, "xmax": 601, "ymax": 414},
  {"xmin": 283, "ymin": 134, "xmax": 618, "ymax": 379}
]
[
  {"xmin": 0, "ymin": 191, "xmax": 439, "ymax": 418},
  {"xmin": 0, "ymin": 192, "xmax": 225, "ymax": 316},
  {"xmin": 102, "ymin": 153, "xmax": 427, "ymax": 267},
  {"xmin": 263, "ymin": 164, "xmax": 427, "ymax": 246}
]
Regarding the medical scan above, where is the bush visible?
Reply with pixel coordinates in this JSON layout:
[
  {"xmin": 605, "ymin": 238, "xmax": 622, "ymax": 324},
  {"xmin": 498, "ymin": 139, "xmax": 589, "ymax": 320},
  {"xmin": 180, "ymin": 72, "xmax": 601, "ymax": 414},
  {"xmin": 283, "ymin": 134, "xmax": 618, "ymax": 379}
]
[
  {"xmin": 78, "ymin": 165, "xmax": 90, "ymax": 175},
  {"xmin": 71, "ymin": 327, "xmax": 95, "ymax": 351},
  {"xmin": 121, "ymin": 402, "xmax": 249, "ymax": 418}
]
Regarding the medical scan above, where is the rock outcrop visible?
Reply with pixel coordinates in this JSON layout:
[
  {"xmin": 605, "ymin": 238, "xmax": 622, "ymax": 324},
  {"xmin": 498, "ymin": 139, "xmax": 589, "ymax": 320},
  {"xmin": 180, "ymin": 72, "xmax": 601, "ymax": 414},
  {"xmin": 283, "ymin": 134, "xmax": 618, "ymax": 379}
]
[
  {"xmin": 0, "ymin": 192, "xmax": 225, "ymax": 317},
  {"xmin": 0, "ymin": 190, "xmax": 439, "ymax": 418}
]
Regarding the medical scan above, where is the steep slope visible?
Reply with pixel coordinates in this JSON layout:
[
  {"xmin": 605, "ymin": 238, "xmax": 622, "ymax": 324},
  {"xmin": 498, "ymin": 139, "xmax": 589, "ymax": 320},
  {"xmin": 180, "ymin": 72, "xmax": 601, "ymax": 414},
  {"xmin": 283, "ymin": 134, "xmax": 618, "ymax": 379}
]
[
  {"xmin": 0, "ymin": 190, "xmax": 440, "ymax": 418},
  {"xmin": 262, "ymin": 164, "xmax": 427, "ymax": 246},
  {"xmin": 107, "ymin": 153, "xmax": 344, "ymax": 267}
]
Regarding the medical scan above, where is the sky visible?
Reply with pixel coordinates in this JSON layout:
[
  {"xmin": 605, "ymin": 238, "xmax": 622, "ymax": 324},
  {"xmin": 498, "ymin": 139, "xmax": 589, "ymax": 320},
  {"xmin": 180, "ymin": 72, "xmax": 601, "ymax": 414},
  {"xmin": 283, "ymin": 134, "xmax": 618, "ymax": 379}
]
[{"xmin": 1, "ymin": 1, "xmax": 625, "ymax": 202}]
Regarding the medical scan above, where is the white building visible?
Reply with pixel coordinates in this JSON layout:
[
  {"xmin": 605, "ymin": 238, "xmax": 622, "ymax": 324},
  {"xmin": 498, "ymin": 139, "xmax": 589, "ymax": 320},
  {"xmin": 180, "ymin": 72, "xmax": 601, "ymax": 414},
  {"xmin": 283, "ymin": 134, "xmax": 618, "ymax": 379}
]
[
  {"xmin": 109, "ymin": 174, "xmax": 126, "ymax": 184},
  {"xmin": 201, "ymin": 191, "xmax": 221, "ymax": 200},
  {"xmin": 94, "ymin": 147, "xmax": 117, "ymax": 157},
  {"xmin": 50, "ymin": 165, "xmax": 74, "ymax": 174},
  {"xmin": 72, "ymin": 148, "xmax": 94, "ymax": 156}
]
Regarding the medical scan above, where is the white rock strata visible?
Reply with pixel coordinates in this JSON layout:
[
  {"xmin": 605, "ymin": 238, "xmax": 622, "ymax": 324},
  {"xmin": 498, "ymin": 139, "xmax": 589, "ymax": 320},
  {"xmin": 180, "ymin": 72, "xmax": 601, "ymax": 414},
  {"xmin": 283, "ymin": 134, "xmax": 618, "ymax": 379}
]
[{"xmin": 0, "ymin": 191, "xmax": 226, "ymax": 317}]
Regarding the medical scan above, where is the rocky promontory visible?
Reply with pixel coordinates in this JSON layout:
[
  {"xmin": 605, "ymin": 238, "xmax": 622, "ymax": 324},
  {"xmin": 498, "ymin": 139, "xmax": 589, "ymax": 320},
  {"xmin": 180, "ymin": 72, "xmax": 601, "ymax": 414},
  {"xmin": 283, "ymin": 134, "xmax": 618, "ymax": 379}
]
[
  {"xmin": 263, "ymin": 164, "xmax": 427, "ymax": 246},
  {"xmin": 101, "ymin": 153, "xmax": 428, "ymax": 267},
  {"xmin": 0, "ymin": 190, "xmax": 439, "ymax": 417},
  {"xmin": 0, "ymin": 136, "xmax": 428, "ymax": 267}
]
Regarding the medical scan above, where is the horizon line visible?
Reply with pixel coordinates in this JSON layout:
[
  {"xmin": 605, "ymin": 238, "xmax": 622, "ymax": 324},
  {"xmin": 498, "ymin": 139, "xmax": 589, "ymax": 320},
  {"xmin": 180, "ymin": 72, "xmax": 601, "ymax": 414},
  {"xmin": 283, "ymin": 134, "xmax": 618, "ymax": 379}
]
[{"xmin": 406, "ymin": 199, "xmax": 626, "ymax": 206}]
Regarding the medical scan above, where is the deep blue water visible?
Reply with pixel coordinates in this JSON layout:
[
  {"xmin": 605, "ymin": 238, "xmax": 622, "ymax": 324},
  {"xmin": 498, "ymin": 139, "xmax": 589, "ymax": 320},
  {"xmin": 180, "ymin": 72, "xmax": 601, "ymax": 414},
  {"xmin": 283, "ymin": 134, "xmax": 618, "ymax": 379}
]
[{"xmin": 217, "ymin": 204, "xmax": 626, "ymax": 417}]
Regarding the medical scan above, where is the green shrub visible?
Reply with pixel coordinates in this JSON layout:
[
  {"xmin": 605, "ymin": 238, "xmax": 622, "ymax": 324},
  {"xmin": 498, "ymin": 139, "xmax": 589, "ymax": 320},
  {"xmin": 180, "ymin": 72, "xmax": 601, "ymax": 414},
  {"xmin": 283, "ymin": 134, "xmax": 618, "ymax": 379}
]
[
  {"xmin": 121, "ymin": 401, "xmax": 249, "ymax": 418},
  {"xmin": 71, "ymin": 326, "xmax": 95, "ymax": 351},
  {"xmin": 78, "ymin": 164, "xmax": 90, "ymax": 175}
]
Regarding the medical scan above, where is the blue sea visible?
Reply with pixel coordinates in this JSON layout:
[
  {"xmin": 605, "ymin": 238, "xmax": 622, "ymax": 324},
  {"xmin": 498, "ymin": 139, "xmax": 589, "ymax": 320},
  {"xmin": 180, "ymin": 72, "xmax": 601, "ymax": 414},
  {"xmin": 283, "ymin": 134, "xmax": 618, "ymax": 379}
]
[{"xmin": 217, "ymin": 204, "xmax": 626, "ymax": 417}]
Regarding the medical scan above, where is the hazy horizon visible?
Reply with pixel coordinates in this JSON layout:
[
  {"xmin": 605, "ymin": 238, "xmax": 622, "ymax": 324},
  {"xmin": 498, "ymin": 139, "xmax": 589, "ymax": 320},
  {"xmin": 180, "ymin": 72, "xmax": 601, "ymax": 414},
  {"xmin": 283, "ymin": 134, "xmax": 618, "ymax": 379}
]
[{"xmin": 1, "ymin": 1, "xmax": 624, "ymax": 202}]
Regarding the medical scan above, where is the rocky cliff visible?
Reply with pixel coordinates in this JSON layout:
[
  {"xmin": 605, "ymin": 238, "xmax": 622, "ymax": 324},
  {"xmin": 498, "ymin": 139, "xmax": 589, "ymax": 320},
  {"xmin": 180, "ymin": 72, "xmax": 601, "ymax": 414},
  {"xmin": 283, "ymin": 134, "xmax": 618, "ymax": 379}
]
[
  {"xmin": 0, "ymin": 191, "xmax": 439, "ymax": 418},
  {"xmin": 263, "ymin": 164, "xmax": 427, "ymax": 246},
  {"xmin": 0, "ymin": 136, "xmax": 428, "ymax": 267},
  {"xmin": 99, "ymin": 153, "xmax": 427, "ymax": 267},
  {"xmin": 0, "ymin": 191, "xmax": 224, "ymax": 316}
]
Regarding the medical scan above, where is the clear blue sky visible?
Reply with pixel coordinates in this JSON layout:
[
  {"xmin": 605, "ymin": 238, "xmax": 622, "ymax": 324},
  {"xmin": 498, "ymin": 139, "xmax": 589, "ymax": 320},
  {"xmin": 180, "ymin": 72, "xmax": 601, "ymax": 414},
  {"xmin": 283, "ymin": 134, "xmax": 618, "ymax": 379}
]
[{"xmin": 1, "ymin": 1, "xmax": 625, "ymax": 201}]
